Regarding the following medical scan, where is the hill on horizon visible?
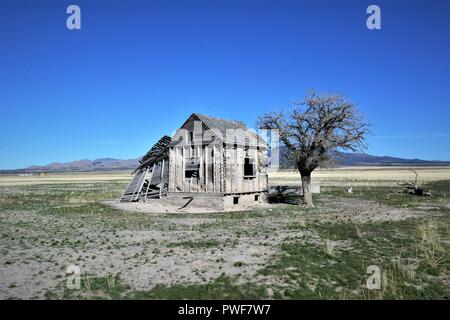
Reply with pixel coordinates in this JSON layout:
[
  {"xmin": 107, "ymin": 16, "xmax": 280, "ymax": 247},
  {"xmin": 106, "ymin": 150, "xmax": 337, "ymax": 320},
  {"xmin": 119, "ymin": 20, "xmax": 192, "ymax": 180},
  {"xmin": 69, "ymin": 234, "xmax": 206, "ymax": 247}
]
[
  {"xmin": 12, "ymin": 158, "xmax": 141, "ymax": 173},
  {"xmin": 336, "ymin": 152, "xmax": 450, "ymax": 167},
  {"xmin": 1, "ymin": 152, "xmax": 449, "ymax": 174}
]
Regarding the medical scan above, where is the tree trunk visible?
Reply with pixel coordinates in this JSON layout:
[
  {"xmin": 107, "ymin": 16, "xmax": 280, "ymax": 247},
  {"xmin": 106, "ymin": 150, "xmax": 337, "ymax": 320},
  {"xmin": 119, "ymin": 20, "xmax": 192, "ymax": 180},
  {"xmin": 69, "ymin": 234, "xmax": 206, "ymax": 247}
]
[{"xmin": 301, "ymin": 173, "xmax": 313, "ymax": 206}]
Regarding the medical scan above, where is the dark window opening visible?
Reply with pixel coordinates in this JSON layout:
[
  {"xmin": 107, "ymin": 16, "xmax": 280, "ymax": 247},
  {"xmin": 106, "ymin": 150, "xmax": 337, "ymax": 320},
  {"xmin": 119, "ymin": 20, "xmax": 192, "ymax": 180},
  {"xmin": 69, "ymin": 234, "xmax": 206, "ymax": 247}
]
[
  {"xmin": 244, "ymin": 157, "xmax": 255, "ymax": 177},
  {"xmin": 255, "ymin": 195, "xmax": 259, "ymax": 201},
  {"xmin": 185, "ymin": 159, "xmax": 200, "ymax": 179},
  {"xmin": 233, "ymin": 197, "xmax": 239, "ymax": 205},
  {"xmin": 185, "ymin": 169, "xmax": 199, "ymax": 179}
]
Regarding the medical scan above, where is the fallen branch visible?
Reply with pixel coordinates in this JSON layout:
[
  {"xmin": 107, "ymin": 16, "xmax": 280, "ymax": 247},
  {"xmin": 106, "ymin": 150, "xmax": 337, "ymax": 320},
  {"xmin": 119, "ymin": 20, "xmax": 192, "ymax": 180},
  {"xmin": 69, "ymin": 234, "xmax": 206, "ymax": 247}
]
[{"xmin": 398, "ymin": 169, "xmax": 432, "ymax": 197}]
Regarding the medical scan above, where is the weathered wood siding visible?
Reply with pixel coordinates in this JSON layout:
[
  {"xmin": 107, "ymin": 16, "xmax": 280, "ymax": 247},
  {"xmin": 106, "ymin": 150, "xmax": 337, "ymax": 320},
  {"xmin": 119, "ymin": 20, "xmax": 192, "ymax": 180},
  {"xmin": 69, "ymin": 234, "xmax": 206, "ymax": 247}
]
[{"xmin": 167, "ymin": 116, "xmax": 268, "ymax": 194}]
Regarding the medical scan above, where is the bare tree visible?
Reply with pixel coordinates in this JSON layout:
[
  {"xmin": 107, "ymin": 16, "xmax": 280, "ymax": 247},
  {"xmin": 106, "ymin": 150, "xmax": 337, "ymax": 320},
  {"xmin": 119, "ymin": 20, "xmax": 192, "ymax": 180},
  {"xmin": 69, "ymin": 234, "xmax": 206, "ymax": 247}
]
[{"xmin": 257, "ymin": 91, "xmax": 369, "ymax": 206}]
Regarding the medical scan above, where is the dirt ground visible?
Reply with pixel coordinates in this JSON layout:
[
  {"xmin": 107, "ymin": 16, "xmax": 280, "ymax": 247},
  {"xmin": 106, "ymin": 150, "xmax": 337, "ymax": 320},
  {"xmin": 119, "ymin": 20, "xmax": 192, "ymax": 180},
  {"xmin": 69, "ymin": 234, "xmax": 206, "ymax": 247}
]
[
  {"xmin": 107, "ymin": 198, "xmax": 273, "ymax": 214},
  {"xmin": 0, "ymin": 195, "xmax": 437, "ymax": 299},
  {"xmin": 0, "ymin": 169, "xmax": 448, "ymax": 299}
]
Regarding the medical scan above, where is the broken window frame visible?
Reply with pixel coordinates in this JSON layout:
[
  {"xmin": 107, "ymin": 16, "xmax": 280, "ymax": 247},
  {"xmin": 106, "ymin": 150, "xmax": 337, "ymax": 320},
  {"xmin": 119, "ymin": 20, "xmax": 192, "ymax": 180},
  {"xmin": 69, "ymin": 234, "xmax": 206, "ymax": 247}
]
[{"xmin": 243, "ymin": 156, "xmax": 256, "ymax": 178}]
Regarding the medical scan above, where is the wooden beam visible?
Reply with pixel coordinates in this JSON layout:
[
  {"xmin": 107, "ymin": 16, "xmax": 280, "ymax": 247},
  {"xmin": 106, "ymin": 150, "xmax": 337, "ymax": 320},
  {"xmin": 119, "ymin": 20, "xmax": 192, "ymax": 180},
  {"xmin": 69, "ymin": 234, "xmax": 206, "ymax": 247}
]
[
  {"xmin": 133, "ymin": 167, "xmax": 148, "ymax": 202},
  {"xmin": 212, "ymin": 145, "xmax": 215, "ymax": 193},
  {"xmin": 198, "ymin": 145, "xmax": 202, "ymax": 191},
  {"xmin": 182, "ymin": 146, "xmax": 185, "ymax": 192},
  {"xmin": 130, "ymin": 171, "xmax": 143, "ymax": 202},
  {"xmin": 144, "ymin": 163, "xmax": 156, "ymax": 201},
  {"xmin": 254, "ymin": 147, "xmax": 258, "ymax": 192},
  {"xmin": 205, "ymin": 145, "xmax": 208, "ymax": 192},
  {"xmin": 168, "ymin": 148, "xmax": 173, "ymax": 192},
  {"xmin": 159, "ymin": 159, "xmax": 165, "ymax": 198}
]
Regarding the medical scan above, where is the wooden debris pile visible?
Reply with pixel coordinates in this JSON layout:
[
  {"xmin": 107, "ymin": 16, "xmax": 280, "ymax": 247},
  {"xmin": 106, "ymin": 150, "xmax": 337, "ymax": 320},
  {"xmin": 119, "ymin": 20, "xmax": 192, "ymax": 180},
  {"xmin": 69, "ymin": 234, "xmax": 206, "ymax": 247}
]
[{"xmin": 398, "ymin": 169, "xmax": 432, "ymax": 197}]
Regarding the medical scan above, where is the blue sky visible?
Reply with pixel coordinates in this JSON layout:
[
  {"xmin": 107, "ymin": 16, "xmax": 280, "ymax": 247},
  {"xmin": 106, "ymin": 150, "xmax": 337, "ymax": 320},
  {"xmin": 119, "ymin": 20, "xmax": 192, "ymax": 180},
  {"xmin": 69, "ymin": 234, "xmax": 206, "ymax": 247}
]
[{"xmin": 0, "ymin": 0, "xmax": 449, "ymax": 169}]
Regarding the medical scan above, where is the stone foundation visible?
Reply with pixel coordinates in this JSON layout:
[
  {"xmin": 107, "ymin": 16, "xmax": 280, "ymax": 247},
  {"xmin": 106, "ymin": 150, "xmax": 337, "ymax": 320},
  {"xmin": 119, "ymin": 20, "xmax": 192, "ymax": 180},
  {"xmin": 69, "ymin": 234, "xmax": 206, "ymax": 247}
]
[{"xmin": 166, "ymin": 191, "xmax": 268, "ymax": 211}]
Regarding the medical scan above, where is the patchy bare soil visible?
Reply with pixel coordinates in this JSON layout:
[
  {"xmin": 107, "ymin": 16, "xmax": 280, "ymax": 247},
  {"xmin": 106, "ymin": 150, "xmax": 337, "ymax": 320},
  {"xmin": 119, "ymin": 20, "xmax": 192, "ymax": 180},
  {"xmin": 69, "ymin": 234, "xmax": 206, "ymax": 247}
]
[
  {"xmin": 0, "ymin": 177, "xmax": 448, "ymax": 299},
  {"xmin": 316, "ymin": 196, "xmax": 428, "ymax": 223},
  {"xmin": 107, "ymin": 198, "xmax": 272, "ymax": 214}
]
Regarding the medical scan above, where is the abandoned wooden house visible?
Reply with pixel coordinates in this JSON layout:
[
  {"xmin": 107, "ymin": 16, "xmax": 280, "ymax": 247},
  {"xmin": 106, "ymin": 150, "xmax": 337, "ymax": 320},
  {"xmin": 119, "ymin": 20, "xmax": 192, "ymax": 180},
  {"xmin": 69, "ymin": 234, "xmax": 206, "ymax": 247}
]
[{"xmin": 120, "ymin": 113, "xmax": 269, "ymax": 209}]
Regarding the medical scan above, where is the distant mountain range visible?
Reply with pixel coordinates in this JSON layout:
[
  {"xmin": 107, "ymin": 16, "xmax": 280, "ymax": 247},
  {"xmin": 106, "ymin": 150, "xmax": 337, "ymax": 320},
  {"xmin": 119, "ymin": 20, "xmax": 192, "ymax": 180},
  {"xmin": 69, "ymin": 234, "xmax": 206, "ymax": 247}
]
[
  {"xmin": 336, "ymin": 152, "xmax": 450, "ymax": 167},
  {"xmin": 1, "ymin": 153, "xmax": 449, "ymax": 173},
  {"xmin": 5, "ymin": 158, "xmax": 141, "ymax": 173}
]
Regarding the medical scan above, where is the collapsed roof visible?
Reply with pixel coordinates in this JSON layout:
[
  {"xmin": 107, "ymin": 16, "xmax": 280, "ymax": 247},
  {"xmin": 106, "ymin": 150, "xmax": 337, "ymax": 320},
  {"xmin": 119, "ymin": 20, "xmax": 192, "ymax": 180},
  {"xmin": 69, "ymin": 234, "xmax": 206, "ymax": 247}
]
[{"xmin": 135, "ymin": 135, "xmax": 171, "ymax": 172}]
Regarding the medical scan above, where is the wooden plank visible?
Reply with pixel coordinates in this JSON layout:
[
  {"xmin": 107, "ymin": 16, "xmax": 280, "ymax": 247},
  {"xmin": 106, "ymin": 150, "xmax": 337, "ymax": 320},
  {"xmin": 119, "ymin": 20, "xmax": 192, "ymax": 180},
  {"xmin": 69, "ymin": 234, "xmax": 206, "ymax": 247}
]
[
  {"xmin": 212, "ymin": 145, "xmax": 216, "ymax": 193},
  {"xmin": 237, "ymin": 147, "xmax": 242, "ymax": 192},
  {"xmin": 182, "ymin": 146, "xmax": 185, "ymax": 192},
  {"xmin": 198, "ymin": 145, "xmax": 202, "ymax": 191},
  {"xmin": 254, "ymin": 147, "xmax": 258, "ymax": 192},
  {"xmin": 169, "ymin": 148, "xmax": 174, "ymax": 192},
  {"xmin": 222, "ymin": 146, "xmax": 227, "ymax": 193},
  {"xmin": 232, "ymin": 147, "xmax": 237, "ymax": 192},
  {"xmin": 178, "ymin": 147, "xmax": 182, "ymax": 192},
  {"xmin": 120, "ymin": 170, "xmax": 145, "ymax": 202},
  {"xmin": 132, "ymin": 168, "xmax": 148, "ymax": 202},
  {"xmin": 205, "ymin": 145, "xmax": 208, "ymax": 192},
  {"xmin": 159, "ymin": 159, "xmax": 165, "ymax": 198},
  {"xmin": 144, "ymin": 163, "xmax": 156, "ymax": 202}
]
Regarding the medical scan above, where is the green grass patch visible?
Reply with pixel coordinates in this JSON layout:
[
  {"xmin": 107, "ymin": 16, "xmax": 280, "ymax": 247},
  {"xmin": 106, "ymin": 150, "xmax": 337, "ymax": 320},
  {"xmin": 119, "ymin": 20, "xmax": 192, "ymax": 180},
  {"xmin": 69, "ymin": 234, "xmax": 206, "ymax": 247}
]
[{"xmin": 167, "ymin": 240, "xmax": 220, "ymax": 249}]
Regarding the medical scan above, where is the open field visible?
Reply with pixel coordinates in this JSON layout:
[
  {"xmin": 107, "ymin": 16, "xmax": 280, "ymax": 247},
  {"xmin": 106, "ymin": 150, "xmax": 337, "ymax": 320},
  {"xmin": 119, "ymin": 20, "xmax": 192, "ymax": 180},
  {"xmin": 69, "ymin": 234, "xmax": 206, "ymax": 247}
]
[
  {"xmin": 1, "ymin": 166, "xmax": 449, "ymax": 187},
  {"xmin": 269, "ymin": 166, "xmax": 450, "ymax": 186},
  {"xmin": 0, "ymin": 171, "xmax": 132, "ymax": 186},
  {"xmin": 0, "ymin": 167, "xmax": 449, "ymax": 299}
]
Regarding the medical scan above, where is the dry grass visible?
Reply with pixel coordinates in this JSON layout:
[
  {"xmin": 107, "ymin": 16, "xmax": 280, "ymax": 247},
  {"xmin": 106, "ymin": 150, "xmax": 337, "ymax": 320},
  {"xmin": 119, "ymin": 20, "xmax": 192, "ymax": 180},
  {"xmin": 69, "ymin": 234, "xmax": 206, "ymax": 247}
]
[
  {"xmin": 268, "ymin": 166, "xmax": 450, "ymax": 186},
  {"xmin": 0, "ymin": 171, "xmax": 131, "ymax": 186},
  {"xmin": 1, "ymin": 166, "xmax": 448, "ymax": 187},
  {"xmin": 0, "ymin": 168, "xmax": 448, "ymax": 299}
]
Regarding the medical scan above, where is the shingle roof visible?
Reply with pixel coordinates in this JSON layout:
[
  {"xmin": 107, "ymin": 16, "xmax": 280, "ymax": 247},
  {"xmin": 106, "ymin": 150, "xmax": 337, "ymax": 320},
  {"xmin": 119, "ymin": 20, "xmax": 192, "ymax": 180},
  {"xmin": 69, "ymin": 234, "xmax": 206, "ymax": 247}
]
[
  {"xmin": 193, "ymin": 113, "xmax": 247, "ymax": 132},
  {"xmin": 177, "ymin": 113, "xmax": 267, "ymax": 147}
]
